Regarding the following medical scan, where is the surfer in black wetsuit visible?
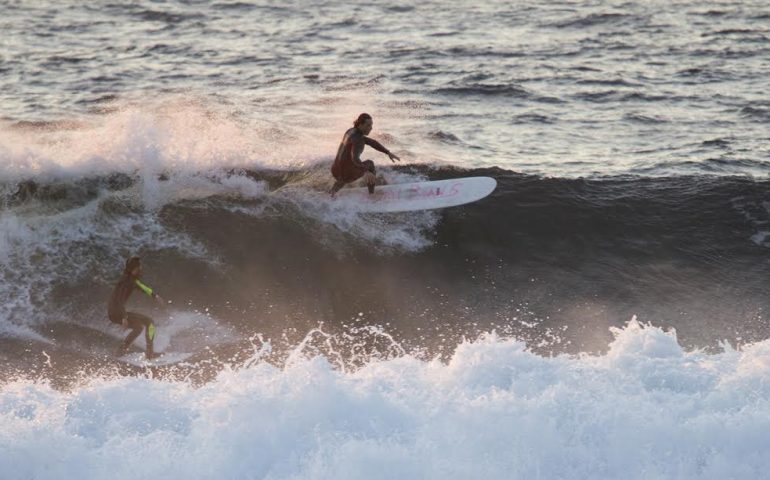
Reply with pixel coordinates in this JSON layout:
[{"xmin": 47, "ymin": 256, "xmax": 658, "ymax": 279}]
[
  {"xmin": 108, "ymin": 256, "xmax": 165, "ymax": 359},
  {"xmin": 330, "ymin": 113, "xmax": 400, "ymax": 196}
]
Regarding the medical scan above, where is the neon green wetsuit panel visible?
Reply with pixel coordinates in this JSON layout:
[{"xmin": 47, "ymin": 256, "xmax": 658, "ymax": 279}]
[
  {"xmin": 135, "ymin": 279, "xmax": 153, "ymax": 297},
  {"xmin": 134, "ymin": 280, "xmax": 157, "ymax": 340}
]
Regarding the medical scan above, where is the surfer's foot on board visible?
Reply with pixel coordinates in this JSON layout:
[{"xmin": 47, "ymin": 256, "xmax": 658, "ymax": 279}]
[
  {"xmin": 363, "ymin": 172, "xmax": 376, "ymax": 194},
  {"xmin": 145, "ymin": 351, "xmax": 162, "ymax": 360}
]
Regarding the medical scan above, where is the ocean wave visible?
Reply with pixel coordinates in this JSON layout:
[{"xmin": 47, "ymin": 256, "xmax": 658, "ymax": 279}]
[
  {"xmin": 434, "ymin": 84, "xmax": 531, "ymax": 98},
  {"xmin": 549, "ymin": 12, "xmax": 639, "ymax": 29},
  {"xmin": 1, "ymin": 165, "xmax": 768, "ymax": 365}
]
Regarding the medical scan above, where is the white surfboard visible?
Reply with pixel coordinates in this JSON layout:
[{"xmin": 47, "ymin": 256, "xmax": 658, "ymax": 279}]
[
  {"xmin": 117, "ymin": 351, "xmax": 193, "ymax": 367},
  {"xmin": 333, "ymin": 176, "xmax": 497, "ymax": 213}
]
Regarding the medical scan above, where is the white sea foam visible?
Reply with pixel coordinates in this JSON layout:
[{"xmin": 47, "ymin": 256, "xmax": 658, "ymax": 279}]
[
  {"xmin": 280, "ymin": 190, "xmax": 440, "ymax": 252},
  {"xmin": 0, "ymin": 105, "xmax": 273, "ymax": 181},
  {"xmin": 1, "ymin": 320, "xmax": 769, "ymax": 480},
  {"xmin": 0, "ymin": 93, "xmax": 417, "ymax": 183},
  {"xmin": 266, "ymin": 166, "xmax": 439, "ymax": 253},
  {"xmin": 149, "ymin": 309, "xmax": 236, "ymax": 354}
]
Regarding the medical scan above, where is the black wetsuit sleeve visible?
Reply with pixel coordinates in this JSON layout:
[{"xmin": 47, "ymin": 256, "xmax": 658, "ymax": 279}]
[{"xmin": 363, "ymin": 137, "xmax": 391, "ymax": 156}]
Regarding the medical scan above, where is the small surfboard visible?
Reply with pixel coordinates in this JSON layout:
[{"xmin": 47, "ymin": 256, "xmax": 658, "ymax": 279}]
[
  {"xmin": 117, "ymin": 351, "xmax": 193, "ymax": 367},
  {"xmin": 333, "ymin": 176, "xmax": 497, "ymax": 213}
]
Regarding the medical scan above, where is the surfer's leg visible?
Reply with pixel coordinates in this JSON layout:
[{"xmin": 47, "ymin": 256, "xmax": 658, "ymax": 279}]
[
  {"xmin": 362, "ymin": 160, "xmax": 376, "ymax": 194},
  {"xmin": 126, "ymin": 312, "xmax": 158, "ymax": 359},
  {"xmin": 120, "ymin": 322, "xmax": 143, "ymax": 355},
  {"xmin": 330, "ymin": 179, "xmax": 346, "ymax": 196}
]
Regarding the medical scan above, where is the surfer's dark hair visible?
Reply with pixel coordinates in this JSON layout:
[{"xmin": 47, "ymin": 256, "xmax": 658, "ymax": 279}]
[
  {"xmin": 354, "ymin": 113, "xmax": 372, "ymax": 127},
  {"xmin": 125, "ymin": 256, "xmax": 141, "ymax": 274}
]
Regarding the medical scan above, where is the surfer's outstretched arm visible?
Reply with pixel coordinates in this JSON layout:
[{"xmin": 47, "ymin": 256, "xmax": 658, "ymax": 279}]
[
  {"xmin": 364, "ymin": 137, "xmax": 400, "ymax": 162},
  {"xmin": 135, "ymin": 279, "xmax": 166, "ymax": 305},
  {"xmin": 363, "ymin": 137, "xmax": 389, "ymax": 154}
]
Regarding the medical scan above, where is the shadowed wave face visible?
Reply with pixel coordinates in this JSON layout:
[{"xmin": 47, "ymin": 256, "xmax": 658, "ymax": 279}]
[{"xmin": 1, "ymin": 163, "xmax": 768, "ymax": 377}]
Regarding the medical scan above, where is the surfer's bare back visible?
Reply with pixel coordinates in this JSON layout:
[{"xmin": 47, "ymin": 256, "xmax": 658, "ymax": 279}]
[{"xmin": 330, "ymin": 113, "xmax": 400, "ymax": 196}]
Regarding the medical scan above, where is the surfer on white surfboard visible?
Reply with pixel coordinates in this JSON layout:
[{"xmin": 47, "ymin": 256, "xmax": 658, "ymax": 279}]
[{"xmin": 330, "ymin": 113, "xmax": 400, "ymax": 196}]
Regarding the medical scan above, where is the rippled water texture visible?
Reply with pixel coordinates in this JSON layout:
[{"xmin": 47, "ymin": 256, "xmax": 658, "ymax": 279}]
[{"xmin": 2, "ymin": 0, "xmax": 769, "ymax": 176}]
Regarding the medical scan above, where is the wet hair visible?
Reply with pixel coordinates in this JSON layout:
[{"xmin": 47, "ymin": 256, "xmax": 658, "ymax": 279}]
[
  {"xmin": 124, "ymin": 256, "xmax": 141, "ymax": 274},
  {"xmin": 354, "ymin": 113, "xmax": 372, "ymax": 128}
]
